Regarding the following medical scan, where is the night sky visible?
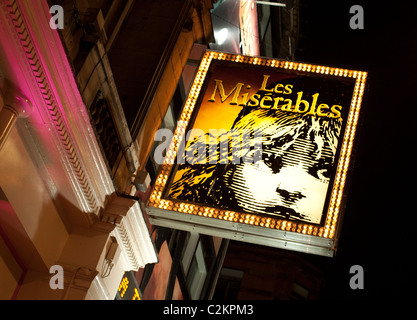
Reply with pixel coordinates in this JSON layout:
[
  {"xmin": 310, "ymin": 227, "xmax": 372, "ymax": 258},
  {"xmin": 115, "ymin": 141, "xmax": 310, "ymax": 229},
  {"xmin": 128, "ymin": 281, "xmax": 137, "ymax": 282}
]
[{"xmin": 294, "ymin": 0, "xmax": 417, "ymax": 300}]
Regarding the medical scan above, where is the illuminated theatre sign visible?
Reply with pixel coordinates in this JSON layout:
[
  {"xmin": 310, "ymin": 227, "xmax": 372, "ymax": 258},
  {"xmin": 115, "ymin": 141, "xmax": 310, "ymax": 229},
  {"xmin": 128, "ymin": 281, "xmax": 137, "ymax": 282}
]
[{"xmin": 147, "ymin": 51, "xmax": 367, "ymax": 257}]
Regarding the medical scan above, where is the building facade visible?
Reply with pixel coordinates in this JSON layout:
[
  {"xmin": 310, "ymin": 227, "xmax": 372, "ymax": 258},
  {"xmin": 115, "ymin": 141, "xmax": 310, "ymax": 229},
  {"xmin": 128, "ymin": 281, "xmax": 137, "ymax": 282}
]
[
  {"xmin": 213, "ymin": 241, "xmax": 325, "ymax": 300},
  {"xmin": 1, "ymin": 0, "xmax": 310, "ymax": 301},
  {"xmin": 0, "ymin": 0, "xmax": 215, "ymax": 300}
]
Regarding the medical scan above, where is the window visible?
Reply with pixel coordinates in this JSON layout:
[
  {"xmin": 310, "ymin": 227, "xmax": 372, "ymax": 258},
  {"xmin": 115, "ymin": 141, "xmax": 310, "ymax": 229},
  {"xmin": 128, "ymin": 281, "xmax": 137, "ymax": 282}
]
[
  {"xmin": 186, "ymin": 240, "xmax": 208, "ymax": 300},
  {"xmin": 212, "ymin": 267, "xmax": 244, "ymax": 300},
  {"xmin": 88, "ymin": 91, "xmax": 122, "ymax": 172},
  {"xmin": 290, "ymin": 281, "xmax": 309, "ymax": 300}
]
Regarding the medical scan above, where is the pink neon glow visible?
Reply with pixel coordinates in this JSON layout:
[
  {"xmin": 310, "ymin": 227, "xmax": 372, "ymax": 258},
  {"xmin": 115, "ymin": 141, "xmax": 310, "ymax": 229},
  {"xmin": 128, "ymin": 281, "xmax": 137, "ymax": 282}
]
[
  {"xmin": 0, "ymin": 0, "xmax": 88, "ymax": 137},
  {"xmin": 0, "ymin": 0, "xmax": 117, "ymax": 218}
]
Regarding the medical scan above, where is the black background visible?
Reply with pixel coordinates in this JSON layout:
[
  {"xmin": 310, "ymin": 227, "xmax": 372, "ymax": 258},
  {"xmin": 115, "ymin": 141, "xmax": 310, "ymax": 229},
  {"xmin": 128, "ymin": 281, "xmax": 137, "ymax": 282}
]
[{"xmin": 295, "ymin": 0, "xmax": 417, "ymax": 300}]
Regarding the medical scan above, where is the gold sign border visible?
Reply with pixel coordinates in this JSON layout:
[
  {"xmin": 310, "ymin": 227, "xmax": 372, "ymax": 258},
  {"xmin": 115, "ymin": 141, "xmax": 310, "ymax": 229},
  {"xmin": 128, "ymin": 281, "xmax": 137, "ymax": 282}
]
[{"xmin": 147, "ymin": 51, "xmax": 367, "ymax": 240}]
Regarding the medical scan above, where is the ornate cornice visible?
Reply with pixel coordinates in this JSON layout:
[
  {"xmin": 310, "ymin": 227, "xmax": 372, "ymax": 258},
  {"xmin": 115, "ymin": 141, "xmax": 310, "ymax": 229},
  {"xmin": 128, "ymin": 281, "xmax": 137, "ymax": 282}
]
[
  {"xmin": 2, "ymin": 0, "xmax": 99, "ymax": 214},
  {"xmin": 113, "ymin": 201, "xmax": 158, "ymax": 270},
  {"xmin": 0, "ymin": 0, "xmax": 157, "ymax": 282}
]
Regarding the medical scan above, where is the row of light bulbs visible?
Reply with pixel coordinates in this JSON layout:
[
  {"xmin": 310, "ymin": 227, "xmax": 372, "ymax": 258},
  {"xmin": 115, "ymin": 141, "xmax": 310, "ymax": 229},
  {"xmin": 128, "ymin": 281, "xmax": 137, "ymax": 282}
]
[{"xmin": 148, "ymin": 51, "xmax": 367, "ymax": 240}]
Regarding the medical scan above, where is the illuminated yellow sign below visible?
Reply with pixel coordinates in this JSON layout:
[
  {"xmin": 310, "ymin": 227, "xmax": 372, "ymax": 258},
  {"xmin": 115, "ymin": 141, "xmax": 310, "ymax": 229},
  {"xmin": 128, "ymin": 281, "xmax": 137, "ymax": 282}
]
[
  {"xmin": 147, "ymin": 51, "xmax": 367, "ymax": 256},
  {"xmin": 117, "ymin": 272, "xmax": 141, "ymax": 300}
]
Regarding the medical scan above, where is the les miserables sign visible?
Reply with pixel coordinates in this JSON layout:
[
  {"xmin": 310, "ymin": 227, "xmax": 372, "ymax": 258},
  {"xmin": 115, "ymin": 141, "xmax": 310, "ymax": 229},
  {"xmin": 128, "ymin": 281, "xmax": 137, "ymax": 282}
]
[{"xmin": 146, "ymin": 51, "xmax": 367, "ymax": 257}]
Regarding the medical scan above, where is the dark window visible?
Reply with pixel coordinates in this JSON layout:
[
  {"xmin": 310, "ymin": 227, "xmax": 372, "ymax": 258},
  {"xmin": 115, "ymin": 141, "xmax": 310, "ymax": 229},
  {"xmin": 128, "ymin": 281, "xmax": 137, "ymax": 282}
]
[
  {"xmin": 290, "ymin": 281, "xmax": 309, "ymax": 300},
  {"xmin": 88, "ymin": 91, "xmax": 122, "ymax": 172},
  {"xmin": 212, "ymin": 267, "xmax": 244, "ymax": 300}
]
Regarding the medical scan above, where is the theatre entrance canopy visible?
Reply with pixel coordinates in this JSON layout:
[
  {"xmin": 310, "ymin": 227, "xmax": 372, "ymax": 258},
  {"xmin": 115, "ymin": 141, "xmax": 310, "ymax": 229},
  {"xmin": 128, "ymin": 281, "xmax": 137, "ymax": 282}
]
[{"xmin": 146, "ymin": 51, "xmax": 367, "ymax": 257}]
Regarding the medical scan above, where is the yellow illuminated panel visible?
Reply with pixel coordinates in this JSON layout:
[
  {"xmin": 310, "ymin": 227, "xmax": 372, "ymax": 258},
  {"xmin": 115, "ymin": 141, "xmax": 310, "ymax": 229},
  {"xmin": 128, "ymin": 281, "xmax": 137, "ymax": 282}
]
[
  {"xmin": 117, "ymin": 274, "xmax": 141, "ymax": 300},
  {"xmin": 118, "ymin": 276, "xmax": 129, "ymax": 298},
  {"xmin": 132, "ymin": 288, "xmax": 141, "ymax": 300},
  {"xmin": 148, "ymin": 51, "xmax": 367, "ymax": 240}
]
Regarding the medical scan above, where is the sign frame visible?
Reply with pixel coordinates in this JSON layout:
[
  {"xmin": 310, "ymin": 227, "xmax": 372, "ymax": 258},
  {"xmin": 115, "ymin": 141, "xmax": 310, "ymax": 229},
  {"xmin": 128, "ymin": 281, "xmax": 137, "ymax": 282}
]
[{"xmin": 146, "ymin": 51, "xmax": 367, "ymax": 257}]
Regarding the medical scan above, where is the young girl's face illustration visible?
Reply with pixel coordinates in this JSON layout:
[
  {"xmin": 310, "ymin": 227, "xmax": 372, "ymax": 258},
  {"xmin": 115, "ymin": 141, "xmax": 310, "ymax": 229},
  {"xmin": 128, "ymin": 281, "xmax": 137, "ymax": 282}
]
[
  {"xmin": 168, "ymin": 109, "xmax": 340, "ymax": 224},
  {"xmin": 225, "ymin": 137, "xmax": 333, "ymax": 223},
  {"xmin": 165, "ymin": 65, "xmax": 353, "ymax": 225}
]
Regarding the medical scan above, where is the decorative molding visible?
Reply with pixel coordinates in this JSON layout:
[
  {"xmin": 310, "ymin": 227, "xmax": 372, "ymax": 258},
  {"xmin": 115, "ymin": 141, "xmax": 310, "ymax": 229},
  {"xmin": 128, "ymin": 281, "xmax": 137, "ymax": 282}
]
[
  {"xmin": 113, "ymin": 202, "xmax": 158, "ymax": 270},
  {"xmin": 0, "ymin": 0, "xmax": 158, "ymax": 298},
  {"xmin": 3, "ymin": 0, "xmax": 99, "ymax": 214}
]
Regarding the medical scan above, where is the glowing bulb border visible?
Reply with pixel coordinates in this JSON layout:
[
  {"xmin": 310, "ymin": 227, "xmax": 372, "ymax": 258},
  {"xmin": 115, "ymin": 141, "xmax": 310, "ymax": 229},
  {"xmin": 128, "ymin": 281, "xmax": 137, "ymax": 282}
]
[{"xmin": 147, "ymin": 51, "xmax": 367, "ymax": 240}]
